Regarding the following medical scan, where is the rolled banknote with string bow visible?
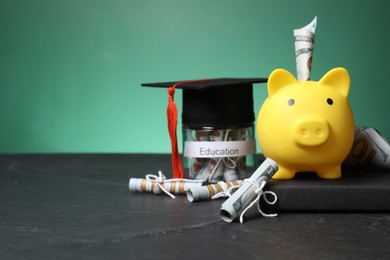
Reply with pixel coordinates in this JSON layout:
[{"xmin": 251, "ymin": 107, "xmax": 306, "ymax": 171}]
[
  {"xmin": 294, "ymin": 16, "xmax": 317, "ymax": 81},
  {"xmin": 129, "ymin": 171, "xmax": 203, "ymax": 199},
  {"xmin": 207, "ymin": 130, "xmax": 226, "ymax": 183},
  {"xmin": 220, "ymin": 158, "xmax": 278, "ymax": 222},
  {"xmin": 187, "ymin": 180, "xmax": 243, "ymax": 202},
  {"xmin": 189, "ymin": 130, "xmax": 210, "ymax": 179}
]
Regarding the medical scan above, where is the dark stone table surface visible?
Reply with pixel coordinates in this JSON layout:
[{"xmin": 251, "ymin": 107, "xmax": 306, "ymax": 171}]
[{"xmin": 1, "ymin": 154, "xmax": 389, "ymax": 259}]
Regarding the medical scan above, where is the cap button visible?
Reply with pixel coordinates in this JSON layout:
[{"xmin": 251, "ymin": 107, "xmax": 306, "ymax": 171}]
[{"xmin": 168, "ymin": 87, "xmax": 175, "ymax": 100}]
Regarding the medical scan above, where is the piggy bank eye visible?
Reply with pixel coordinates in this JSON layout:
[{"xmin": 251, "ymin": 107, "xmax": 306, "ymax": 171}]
[
  {"xmin": 288, "ymin": 99, "xmax": 295, "ymax": 106},
  {"xmin": 327, "ymin": 98, "xmax": 333, "ymax": 105}
]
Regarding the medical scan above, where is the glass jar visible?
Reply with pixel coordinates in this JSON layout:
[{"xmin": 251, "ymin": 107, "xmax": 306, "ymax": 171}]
[{"xmin": 182, "ymin": 125, "xmax": 256, "ymax": 183}]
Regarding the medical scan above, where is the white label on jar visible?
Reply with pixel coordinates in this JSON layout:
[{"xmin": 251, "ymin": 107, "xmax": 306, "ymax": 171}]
[{"xmin": 184, "ymin": 140, "xmax": 256, "ymax": 158}]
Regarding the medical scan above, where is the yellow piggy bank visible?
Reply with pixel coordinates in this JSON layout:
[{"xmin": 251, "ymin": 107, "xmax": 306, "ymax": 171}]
[{"xmin": 256, "ymin": 68, "xmax": 354, "ymax": 180}]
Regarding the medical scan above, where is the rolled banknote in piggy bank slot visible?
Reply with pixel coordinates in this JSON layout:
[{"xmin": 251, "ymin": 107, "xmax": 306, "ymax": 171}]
[{"xmin": 294, "ymin": 16, "xmax": 317, "ymax": 81}]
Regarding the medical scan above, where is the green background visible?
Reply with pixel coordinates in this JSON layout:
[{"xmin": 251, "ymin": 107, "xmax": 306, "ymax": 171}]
[{"xmin": 0, "ymin": 0, "xmax": 389, "ymax": 153}]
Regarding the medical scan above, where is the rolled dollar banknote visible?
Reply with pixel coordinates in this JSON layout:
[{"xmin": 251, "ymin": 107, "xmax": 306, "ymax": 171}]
[
  {"xmin": 129, "ymin": 171, "xmax": 203, "ymax": 198},
  {"xmin": 233, "ymin": 128, "xmax": 250, "ymax": 179},
  {"xmin": 207, "ymin": 130, "xmax": 226, "ymax": 183},
  {"xmin": 220, "ymin": 158, "xmax": 278, "ymax": 222},
  {"xmin": 344, "ymin": 126, "xmax": 390, "ymax": 169},
  {"xmin": 187, "ymin": 180, "xmax": 243, "ymax": 202},
  {"xmin": 189, "ymin": 130, "xmax": 210, "ymax": 179},
  {"xmin": 294, "ymin": 16, "xmax": 317, "ymax": 81}
]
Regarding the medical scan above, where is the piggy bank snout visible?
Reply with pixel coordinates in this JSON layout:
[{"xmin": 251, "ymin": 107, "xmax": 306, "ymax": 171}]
[{"xmin": 291, "ymin": 116, "xmax": 330, "ymax": 147}]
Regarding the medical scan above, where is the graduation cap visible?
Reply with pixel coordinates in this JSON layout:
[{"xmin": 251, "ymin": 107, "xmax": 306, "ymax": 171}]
[{"xmin": 142, "ymin": 78, "xmax": 267, "ymax": 179}]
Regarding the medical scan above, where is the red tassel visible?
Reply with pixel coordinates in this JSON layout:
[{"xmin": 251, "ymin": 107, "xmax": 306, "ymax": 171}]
[
  {"xmin": 166, "ymin": 79, "xmax": 211, "ymax": 179},
  {"xmin": 167, "ymin": 85, "xmax": 184, "ymax": 179}
]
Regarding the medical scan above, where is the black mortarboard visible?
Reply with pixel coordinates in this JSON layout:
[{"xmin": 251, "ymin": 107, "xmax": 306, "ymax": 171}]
[{"xmin": 141, "ymin": 78, "xmax": 267, "ymax": 179}]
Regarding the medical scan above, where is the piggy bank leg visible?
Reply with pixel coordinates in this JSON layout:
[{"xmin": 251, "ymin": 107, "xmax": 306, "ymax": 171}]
[
  {"xmin": 316, "ymin": 166, "xmax": 342, "ymax": 179},
  {"xmin": 272, "ymin": 166, "xmax": 296, "ymax": 180}
]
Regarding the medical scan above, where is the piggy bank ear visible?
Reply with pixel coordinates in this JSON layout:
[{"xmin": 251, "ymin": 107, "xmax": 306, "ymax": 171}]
[
  {"xmin": 268, "ymin": 69, "xmax": 297, "ymax": 97},
  {"xmin": 319, "ymin": 67, "xmax": 350, "ymax": 97}
]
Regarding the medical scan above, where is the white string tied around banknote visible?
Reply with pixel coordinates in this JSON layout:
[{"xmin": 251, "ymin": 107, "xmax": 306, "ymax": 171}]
[
  {"xmin": 239, "ymin": 180, "xmax": 278, "ymax": 224},
  {"xmin": 145, "ymin": 171, "xmax": 203, "ymax": 199},
  {"xmin": 211, "ymin": 181, "xmax": 241, "ymax": 200},
  {"xmin": 146, "ymin": 171, "xmax": 176, "ymax": 199}
]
